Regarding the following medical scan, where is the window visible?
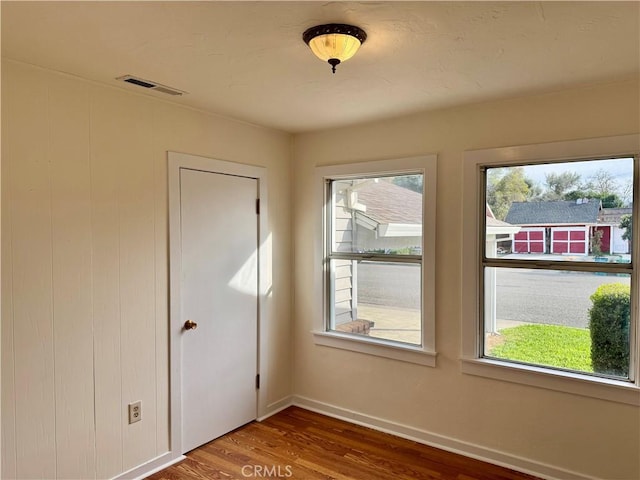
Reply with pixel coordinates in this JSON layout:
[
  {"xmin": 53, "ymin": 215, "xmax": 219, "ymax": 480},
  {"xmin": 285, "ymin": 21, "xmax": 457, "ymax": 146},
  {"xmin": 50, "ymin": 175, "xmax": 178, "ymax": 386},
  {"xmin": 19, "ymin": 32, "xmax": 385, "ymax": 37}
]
[
  {"xmin": 314, "ymin": 156, "xmax": 437, "ymax": 366},
  {"xmin": 326, "ymin": 175, "xmax": 423, "ymax": 344},
  {"xmin": 463, "ymin": 135, "xmax": 640, "ymax": 405}
]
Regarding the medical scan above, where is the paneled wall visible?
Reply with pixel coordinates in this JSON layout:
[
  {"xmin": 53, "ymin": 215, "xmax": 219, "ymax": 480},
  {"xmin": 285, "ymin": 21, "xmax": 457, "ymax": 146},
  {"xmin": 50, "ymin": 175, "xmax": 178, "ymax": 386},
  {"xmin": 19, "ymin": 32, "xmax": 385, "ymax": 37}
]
[{"xmin": 1, "ymin": 60, "xmax": 293, "ymax": 479}]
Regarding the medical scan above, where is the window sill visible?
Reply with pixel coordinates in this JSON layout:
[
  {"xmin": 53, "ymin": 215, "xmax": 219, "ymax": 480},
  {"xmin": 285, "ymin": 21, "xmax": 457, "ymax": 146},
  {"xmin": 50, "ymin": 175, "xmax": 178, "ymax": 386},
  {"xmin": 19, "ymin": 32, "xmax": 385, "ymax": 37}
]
[
  {"xmin": 461, "ymin": 357, "xmax": 640, "ymax": 406},
  {"xmin": 313, "ymin": 331, "xmax": 437, "ymax": 367}
]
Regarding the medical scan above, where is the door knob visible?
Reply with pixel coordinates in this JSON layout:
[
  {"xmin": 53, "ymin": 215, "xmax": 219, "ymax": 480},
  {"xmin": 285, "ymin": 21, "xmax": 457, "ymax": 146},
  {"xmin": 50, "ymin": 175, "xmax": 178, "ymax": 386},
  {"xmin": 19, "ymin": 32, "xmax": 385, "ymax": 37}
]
[{"xmin": 184, "ymin": 320, "xmax": 198, "ymax": 331}]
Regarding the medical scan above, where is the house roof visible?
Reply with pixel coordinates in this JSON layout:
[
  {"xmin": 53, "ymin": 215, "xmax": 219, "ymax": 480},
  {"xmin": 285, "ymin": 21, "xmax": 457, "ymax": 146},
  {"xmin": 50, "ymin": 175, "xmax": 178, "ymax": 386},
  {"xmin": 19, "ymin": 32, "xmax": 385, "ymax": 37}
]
[
  {"xmin": 598, "ymin": 207, "xmax": 632, "ymax": 224},
  {"xmin": 486, "ymin": 216, "xmax": 514, "ymax": 228},
  {"xmin": 504, "ymin": 200, "xmax": 601, "ymax": 226},
  {"xmin": 356, "ymin": 181, "xmax": 422, "ymax": 225},
  {"xmin": 486, "ymin": 207, "xmax": 521, "ymax": 235}
]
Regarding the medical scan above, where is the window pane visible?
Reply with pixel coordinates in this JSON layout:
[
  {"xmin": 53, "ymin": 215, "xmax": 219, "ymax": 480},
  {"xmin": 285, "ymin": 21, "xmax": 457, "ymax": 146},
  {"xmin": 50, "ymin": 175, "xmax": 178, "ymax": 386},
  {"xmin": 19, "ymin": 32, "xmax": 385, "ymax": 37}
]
[
  {"xmin": 484, "ymin": 267, "xmax": 631, "ymax": 379},
  {"xmin": 331, "ymin": 175, "xmax": 423, "ymax": 255},
  {"xmin": 485, "ymin": 158, "xmax": 633, "ymax": 260},
  {"xmin": 330, "ymin": 260, "xmax": 421, "ymax": 346}
]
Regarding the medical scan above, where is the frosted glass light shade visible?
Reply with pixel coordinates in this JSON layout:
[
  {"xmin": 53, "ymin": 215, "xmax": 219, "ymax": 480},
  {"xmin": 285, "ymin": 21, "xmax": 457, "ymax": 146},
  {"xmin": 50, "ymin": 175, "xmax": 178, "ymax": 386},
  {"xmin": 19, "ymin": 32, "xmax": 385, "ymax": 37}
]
[
  {"xmin": 303, "ymin": 24, "xmax": 367, "ymax": 73},
  {"xmin": 307, "ymin": 33, "xmax": 362, "ymax": 63}
]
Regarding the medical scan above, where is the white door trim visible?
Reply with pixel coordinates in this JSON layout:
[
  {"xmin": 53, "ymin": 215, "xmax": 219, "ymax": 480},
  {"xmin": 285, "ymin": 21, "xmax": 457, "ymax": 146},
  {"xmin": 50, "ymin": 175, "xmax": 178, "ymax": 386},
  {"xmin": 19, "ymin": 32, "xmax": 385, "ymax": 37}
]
[{"xmin": 167, "ymin": 151, "xmax": 270, "ymax": 457}]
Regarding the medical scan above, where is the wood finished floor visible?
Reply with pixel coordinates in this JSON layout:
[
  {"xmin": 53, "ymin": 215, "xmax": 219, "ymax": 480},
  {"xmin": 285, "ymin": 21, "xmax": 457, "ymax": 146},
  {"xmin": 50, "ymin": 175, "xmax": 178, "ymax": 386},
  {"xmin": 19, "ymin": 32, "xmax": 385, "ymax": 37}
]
[{"xmin": 147, "ymin": 406, "xmax": 541, "ymax": 480}]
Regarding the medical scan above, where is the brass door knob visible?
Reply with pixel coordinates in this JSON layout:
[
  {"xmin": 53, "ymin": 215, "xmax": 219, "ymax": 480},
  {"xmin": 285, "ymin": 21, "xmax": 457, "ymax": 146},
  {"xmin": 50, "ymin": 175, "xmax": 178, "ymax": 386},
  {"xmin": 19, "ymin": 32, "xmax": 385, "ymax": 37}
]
[{"xmin": 184, "ymin": 320, "xmax": 198, "ymax": 330}]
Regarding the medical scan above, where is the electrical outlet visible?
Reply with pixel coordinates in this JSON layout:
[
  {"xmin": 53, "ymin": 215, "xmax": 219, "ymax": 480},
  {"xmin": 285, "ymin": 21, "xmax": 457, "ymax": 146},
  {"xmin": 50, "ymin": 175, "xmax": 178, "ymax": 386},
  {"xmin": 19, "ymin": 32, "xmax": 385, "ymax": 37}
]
[{"xmin": 128, "ymin": 401, "xmax": 141, "ymax": 424}]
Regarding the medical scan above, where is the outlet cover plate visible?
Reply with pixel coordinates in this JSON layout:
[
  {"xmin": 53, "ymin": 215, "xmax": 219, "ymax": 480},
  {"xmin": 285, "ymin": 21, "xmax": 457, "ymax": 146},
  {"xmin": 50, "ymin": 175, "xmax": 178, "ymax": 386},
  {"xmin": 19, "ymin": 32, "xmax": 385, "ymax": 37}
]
[{"xmin": 128, "ymin": 401, "xmax": 141, "ymax": 424}]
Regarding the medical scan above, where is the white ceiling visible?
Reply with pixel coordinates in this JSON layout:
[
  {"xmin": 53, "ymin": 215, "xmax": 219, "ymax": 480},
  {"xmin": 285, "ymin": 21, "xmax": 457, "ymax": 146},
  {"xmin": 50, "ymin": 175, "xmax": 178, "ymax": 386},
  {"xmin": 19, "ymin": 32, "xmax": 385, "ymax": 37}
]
[{"xmin": 2, "ymin": 1, "xmax": 639, "ymax": 133}]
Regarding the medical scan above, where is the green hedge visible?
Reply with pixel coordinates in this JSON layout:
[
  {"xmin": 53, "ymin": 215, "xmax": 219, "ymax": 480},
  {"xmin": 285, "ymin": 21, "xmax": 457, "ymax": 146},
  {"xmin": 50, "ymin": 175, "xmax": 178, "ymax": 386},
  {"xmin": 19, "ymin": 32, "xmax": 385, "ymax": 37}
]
[{"xmin": 589, "ymin": 283, "xmax": 630, "ymax": 377}]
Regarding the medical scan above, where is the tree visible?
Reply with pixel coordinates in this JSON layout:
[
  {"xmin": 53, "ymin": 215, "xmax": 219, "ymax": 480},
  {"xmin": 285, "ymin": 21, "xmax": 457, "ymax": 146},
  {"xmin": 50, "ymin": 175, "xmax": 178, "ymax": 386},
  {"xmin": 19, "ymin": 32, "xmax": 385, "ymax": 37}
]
[
  {"xmin": 585, "ymin": 169, "xmax": 618, "ymax": 197},
  {"xmin": 487, "ymin": 167, "xmax": 530, "ymax": 220},
  {"xmin": 599, "ymin": 194, "xmax": 624, "ymax": 208},
  {"xmin": 524, "ymin": 177, "xmax": 543, "ymax": 200},
  {"xmin": 620, "ymin": 214, "xmax": 632, "ymax": 245},
  {"xmin": 550, "ymin": 168, "xmax": 625, "ymax": 207},
  {"xmin": 392, "ymin": 175, "xmax": 422, "ymax": 193},
  {"xmin": 590, "ymin": 229, "xmax": 603, "ymax": 256},
  {"xmin": 565, "ymin": 190, "xmax": 624, "ymax": 208},
  {"xmin": 543, "ymin": 171, "xmax": 581, "ymax": 200},
  {"xmin": 619, "ymin": 179, "xmax": 633, "ymax": 206}
]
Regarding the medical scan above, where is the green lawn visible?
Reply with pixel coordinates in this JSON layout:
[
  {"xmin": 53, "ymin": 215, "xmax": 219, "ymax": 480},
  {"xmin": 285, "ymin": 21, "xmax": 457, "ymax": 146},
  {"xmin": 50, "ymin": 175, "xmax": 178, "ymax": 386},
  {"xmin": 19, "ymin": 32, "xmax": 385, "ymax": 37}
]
[{"xmin": 488, "ymin": 324, "xmax": 593, "ymax": 373}]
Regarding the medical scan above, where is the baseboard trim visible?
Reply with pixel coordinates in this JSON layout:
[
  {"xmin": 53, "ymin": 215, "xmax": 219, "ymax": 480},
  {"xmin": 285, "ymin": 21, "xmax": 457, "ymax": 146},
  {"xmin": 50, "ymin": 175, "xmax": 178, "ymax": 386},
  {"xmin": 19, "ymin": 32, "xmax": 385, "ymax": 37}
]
[
  {"xmin": 292, "ymin": 395, "xmax": 598, "ymax": 480},
  {"xmin": 110, "ymin": 396, "xmax": 599, "ymax": 480},
  {"xmin": 111, "ymin": 452, "xmax": 185, "ymax": 480},
  {"xmin": 258, "ymin": 395, "xmax": 294, "ymax": 421},
  {"xmin": 111, "ymin": 395, "xmax": 295, "ymax": 480}
]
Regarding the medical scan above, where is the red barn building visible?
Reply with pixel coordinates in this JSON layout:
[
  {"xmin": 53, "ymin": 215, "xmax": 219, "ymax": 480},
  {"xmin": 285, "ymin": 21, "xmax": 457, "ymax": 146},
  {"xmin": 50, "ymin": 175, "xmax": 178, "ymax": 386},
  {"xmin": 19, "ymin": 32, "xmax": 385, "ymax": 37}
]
[
  {"xmin": 594, "ymin": 207, "xmax": 632, "ymax": 254},
  {"xmin": 504, "ymin": 199, "xmax": 601, "ymax": 255}
]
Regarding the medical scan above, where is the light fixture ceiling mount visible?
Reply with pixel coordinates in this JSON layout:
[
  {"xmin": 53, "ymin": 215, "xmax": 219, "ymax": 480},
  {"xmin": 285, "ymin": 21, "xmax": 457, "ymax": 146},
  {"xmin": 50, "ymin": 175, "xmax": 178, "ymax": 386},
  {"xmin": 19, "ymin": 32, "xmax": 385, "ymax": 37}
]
[{"xmin": 303, "ymin": 23, "xmax": 367, "ymax": 73}]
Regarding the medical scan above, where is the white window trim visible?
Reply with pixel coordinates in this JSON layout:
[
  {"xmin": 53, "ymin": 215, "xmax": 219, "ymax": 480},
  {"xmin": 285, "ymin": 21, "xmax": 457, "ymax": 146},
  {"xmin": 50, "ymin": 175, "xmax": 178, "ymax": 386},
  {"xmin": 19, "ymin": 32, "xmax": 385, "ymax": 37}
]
[
  {"xmin": 462, "ymin": 134, "xmax": 640, "ymax": 405},
  {"xmin": 313, "ymin": 155, "xmax": 437, "ymax": 367}
]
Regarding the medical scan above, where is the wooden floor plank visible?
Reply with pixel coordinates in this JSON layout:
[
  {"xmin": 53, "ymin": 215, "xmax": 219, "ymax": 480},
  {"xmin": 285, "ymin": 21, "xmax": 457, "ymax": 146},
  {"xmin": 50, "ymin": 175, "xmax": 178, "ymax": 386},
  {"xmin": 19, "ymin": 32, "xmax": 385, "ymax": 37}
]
[{"xmin": 146, "ymin": 407, "xmax": 541, "ymax": 480}]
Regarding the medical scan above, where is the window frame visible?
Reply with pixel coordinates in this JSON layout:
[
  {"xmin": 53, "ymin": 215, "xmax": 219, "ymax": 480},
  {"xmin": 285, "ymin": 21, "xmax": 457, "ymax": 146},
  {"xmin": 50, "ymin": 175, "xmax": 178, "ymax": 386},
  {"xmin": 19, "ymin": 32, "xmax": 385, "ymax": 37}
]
[
  {"xmin": 313, "ymin": 156, "xmax": 437, "ymax": 367},
  {"xmin": 462, "ymin": 134, "xmax": 640, "ymax": 405}
]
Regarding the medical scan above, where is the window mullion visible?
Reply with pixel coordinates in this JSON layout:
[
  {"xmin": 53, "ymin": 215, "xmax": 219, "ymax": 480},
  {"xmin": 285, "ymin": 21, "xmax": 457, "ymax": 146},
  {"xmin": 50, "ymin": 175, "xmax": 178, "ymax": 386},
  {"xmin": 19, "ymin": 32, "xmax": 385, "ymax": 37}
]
[
  {"xmin": 329, "ymin": 252, "xmax": 422, "ymax": 263},
  {"xmin": 483, "ymin": 258, "xmax": 633, "ymax": 274}
]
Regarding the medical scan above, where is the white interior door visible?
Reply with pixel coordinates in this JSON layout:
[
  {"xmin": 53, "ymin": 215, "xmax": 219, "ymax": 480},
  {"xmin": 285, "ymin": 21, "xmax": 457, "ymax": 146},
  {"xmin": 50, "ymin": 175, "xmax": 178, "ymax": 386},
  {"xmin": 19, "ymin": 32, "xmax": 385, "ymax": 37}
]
[{"xmin": 179, "ymin": 167, "xmax": 258, "ymax": 453}]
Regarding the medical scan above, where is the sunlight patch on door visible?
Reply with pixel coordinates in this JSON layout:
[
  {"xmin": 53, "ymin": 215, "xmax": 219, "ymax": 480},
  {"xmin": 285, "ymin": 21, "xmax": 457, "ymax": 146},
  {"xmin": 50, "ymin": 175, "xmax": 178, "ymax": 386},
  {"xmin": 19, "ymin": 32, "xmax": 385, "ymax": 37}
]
[{"xmin": 228, "ymin": 249, "xmax": 258, "ymax": 295}]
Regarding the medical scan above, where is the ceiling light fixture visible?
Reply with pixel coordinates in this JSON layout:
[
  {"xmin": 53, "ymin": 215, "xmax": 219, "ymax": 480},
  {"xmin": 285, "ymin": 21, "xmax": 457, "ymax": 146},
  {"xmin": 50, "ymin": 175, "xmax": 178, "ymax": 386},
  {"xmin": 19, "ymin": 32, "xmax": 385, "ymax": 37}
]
[{"xmin": 302, "ymin": 23, "xmax": 367, "ymax": 74}]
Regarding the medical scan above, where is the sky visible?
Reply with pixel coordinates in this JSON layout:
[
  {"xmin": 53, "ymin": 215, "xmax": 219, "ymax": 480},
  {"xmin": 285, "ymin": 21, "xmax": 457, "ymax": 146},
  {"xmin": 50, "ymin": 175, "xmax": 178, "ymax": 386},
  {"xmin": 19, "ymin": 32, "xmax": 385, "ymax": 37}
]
[
  {"xmin": 487, "ymin": 157, "xmax": 635, "ymax": 204},
  {"xmin": 522, "ymin": 157, "xmax": 633, "ymax": 186}
]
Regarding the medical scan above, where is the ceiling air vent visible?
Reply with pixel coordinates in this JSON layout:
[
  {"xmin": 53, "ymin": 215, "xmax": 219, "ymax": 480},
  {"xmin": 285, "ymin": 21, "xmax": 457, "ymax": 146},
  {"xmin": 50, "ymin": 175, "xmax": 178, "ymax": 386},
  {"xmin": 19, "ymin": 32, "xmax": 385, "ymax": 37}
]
[{"xmin": 116, "ymin": 75, "xmax": 186, "ymax": 96}]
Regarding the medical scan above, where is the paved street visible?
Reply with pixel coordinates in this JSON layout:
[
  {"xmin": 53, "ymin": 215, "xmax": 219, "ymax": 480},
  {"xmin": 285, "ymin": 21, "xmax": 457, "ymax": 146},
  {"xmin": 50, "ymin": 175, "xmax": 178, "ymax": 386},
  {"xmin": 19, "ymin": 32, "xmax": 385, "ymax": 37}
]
[
  {"xmin": 357, "ymin": 262, "xmax": 630, "ymax": 329},
  {"xmin": 493, "ymin": 268, "xmax": 630, "ymax": 328},
  {"xmin": 357, "ymin": 262, "xmax": 421, "ymax": 309}
]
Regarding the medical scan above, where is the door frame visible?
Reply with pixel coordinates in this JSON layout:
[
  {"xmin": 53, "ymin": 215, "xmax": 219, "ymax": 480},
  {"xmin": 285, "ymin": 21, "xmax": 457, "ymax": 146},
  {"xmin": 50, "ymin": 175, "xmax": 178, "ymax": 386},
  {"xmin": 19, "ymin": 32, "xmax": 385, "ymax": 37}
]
[{"xmin": 167, "ymin": 151, "xmax": 270, "ymax": 456}]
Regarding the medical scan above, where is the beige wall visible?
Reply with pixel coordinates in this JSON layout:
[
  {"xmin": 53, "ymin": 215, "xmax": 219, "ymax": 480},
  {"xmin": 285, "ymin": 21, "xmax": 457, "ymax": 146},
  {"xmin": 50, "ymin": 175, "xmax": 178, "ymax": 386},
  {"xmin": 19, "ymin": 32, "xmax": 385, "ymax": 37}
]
[
  {"xmin": 1, "ymin": 60, "xmax": 292, "ymax": 480},
  {"xmin": 3, "ymin": 56, "xmax": 640, "ymax": 480},
  {"xmin": 292, "ymin": 78, "xmax": 640, "ymax": 480}
]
